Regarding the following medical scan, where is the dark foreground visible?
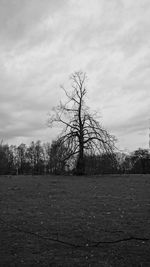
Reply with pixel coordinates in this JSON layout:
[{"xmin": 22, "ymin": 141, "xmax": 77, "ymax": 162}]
[{"xmin": 0, "ymin": 174, "xmax": 150, "ymax": 266}]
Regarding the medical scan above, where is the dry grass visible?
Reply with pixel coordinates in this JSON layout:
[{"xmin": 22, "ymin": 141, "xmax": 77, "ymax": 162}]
[{"xmin": 0, "ymin": 174, "xmax": 150, "ymax": 266}]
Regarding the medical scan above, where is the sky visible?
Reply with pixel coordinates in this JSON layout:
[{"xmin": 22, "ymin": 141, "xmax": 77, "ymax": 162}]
[{"xmin": 0, "ymin": 0, "xmax": 150, "ymax": 152}]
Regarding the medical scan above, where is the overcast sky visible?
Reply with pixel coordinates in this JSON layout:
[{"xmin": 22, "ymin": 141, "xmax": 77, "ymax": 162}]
[{"xmin": 0, "ymin": 0, "xmax": 150, "ymax": 151}]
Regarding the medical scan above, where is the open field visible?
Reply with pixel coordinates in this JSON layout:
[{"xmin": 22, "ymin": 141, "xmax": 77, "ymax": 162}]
[{"xmin": 0, "ymin": 174, "xmax": 150, "ymax": 266}]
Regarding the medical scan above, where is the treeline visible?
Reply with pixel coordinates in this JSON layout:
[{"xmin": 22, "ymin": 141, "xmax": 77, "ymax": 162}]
[
  {"xmin": 0, "ymin": 140, "xmax": 72, "ymax": 175},
  {"xmin": 0, "ymin": 140, "xmax": 150, "ymax": 175}
]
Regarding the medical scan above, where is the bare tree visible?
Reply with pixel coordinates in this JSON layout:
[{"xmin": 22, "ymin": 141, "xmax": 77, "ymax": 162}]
[{"xmin": 48, "ymin": 71, "xmax": 116, "ymax": 175}]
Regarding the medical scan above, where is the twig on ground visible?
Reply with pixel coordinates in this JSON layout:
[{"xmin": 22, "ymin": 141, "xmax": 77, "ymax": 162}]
[
  {"xmin": 93, "ymin": 236, "xmax": 149, "ymax": 247},
  {"xmin": 0, "ymin": 217, "xmax": 149, "ymax": 248}
]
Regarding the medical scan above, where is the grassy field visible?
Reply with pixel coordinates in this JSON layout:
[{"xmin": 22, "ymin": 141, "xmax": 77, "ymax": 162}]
[{"xmin": 0, "ymin": 174, "xmax": 150, "ymax": 266}]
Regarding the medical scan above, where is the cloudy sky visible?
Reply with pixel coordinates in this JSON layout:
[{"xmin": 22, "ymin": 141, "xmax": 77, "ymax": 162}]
[{"xmin": 0, "ymin": 0, "xmax": 150, "ymax": 151}]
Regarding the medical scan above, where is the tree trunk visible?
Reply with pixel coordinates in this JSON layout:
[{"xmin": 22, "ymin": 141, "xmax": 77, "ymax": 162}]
[{"xmin": 76, "ymin": 140, "xmax": 85, "ymax": 175}]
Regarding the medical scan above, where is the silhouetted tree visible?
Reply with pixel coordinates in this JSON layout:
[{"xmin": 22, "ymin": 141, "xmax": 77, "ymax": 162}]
[
  {"xmin": 34, "ymin": 140, "xmax": 45, "ymax": 174},
  {"xmin": 0, "ymin": 143, "xmax": 11, "ymax": 174},
  {"xmin": 131, "ymin": 149, "xmax": 150, "ymax": 174},
  {"xmin": 25, "ymin": 141, "xmax": 45, "ymax": 174},
  {"xmin": 17, "ymin": 144, "xmax": 28, "ymax": 174},
  {"xmin": 43, "ymin": 142, "xmax": 51, "ymax": 174},
  {"xmin": 48, "ymin": 71, "xmax": 116, "ymax": 175},
  {"xmin": 48, "ymin": 139, "xmax": 68, "ymax": 174},
  {"xmin": 84, "ymin": 153, "xmax": 117, "ymax": 174}
]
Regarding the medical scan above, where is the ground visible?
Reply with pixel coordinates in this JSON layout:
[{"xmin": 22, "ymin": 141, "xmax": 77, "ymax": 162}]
[{"xmin": 0, "ymin": 174, "xmax": 150, "ymax": 266}]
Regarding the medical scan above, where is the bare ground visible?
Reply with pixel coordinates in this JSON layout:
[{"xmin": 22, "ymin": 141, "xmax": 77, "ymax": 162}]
[{"xmin": 0, "ymin": 174, "xmax": 150, "ymax": 266}]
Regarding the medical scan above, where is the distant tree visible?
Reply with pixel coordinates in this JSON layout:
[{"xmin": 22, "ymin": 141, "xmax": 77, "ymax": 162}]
[
  {"xmin": 43, "ymin": 142, "xmax": 51, "ymax": 174},
  {"xmin": 48, "ymin": 71, "xmax": 116, "ymax": 175},
  {"xmin": 17, "ymin": 144, "xmax": 28, "ymax": 174},
  {"xmin": 131, "ymin": 148, "xmax": 150, "ymax": 174},
  {"xmin": 7, "ymin": 145, "xmax": 16, "ymax": 174},
  {"xmin": 26, "ymin": 141, "xmax": 45, "ymax": 175},
  {"xmin": 115, "ymin": 152, "xmax": 132, "ymax": 173},
  {"xmin": 121, "ymin": 154, "xmax": 132, "ymax": 173},
  {"xmin": 84, "ymin": 153, "xmax": 117, "ymax": 175},
  {"xmin": 26, "ymin": 142, "xmax": 36, "ymax": 174},
  {"xmin": 0, "ymin": 142, "xmax": 15, "ymax": 174},
  {"xmin": 48, "ymin": 139, "xmax": 73, "ymax": 174},
  {"xmin": 9, "ymin": 145, "xmax": 19, "ymax": 175},
  {"xmin": 0, "ymin": 143, "xmax": 8, "ymax": 174},
  {"xmin": 34, "ymin": 140, "xmax": 45, "ymax": 174}
]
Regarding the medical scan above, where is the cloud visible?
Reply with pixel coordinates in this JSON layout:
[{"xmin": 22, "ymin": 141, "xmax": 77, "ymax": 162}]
[
  {"xmin": 0, "ymin": 0, "xmax": 150, "ymax": 151},
  {"xmin": 0, "ymin": 0, "xmax": 67, "ymax": 47}
]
